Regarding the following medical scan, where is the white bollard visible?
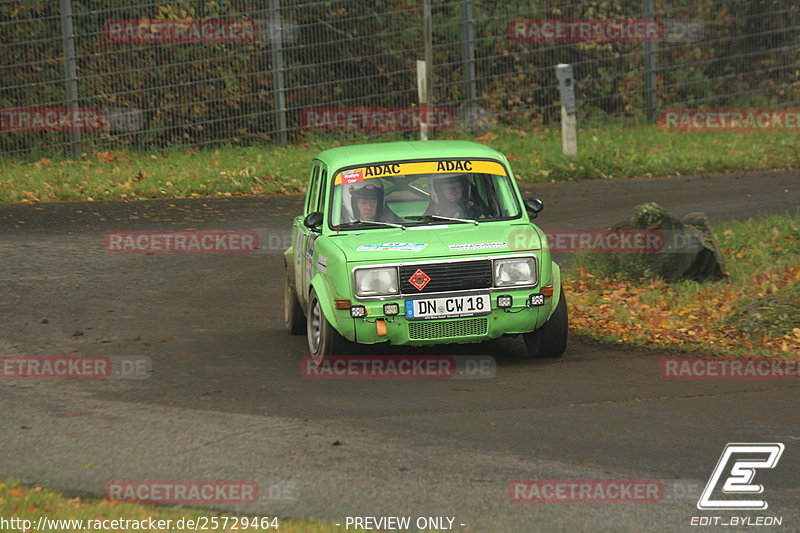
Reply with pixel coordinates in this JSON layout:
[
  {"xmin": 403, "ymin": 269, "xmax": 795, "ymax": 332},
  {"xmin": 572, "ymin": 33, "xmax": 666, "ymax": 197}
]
[
  {"xmin": 556, "ymin": 63, "xmax": 578, "ymax": 158},
  {"xmin": 417, "ymin": 60, "xmax": 429, "ymax": 141}
]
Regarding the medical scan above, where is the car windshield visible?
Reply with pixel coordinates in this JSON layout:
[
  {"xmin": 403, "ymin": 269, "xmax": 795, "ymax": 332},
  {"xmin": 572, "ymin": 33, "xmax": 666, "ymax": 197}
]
[{"xmin": 329, "ymin": 159, "xmax": 521, "ymax": 228}]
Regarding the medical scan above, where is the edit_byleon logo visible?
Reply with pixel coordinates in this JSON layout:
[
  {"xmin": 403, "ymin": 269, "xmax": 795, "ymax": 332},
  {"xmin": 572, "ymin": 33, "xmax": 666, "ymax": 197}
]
[{"xmin": 697, "ymin": 443, "xmax": 784, "ymax": 510}]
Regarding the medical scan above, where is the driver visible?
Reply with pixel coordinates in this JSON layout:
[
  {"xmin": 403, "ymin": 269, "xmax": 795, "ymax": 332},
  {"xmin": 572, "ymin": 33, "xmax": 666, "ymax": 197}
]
[
  {"xmin": 348, "ymin": 179, "xmax": 403, "ymax": 223},
  {"xmin": 350, "ymin": 181, "xmax": 383, "ymax": 221},
  {"xmin": 426, "ymin": 174, "xmax": 488, "ymax": 219}
]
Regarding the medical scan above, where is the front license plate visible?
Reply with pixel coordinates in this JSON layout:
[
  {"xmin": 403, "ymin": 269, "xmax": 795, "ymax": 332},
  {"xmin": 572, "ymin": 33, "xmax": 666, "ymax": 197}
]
[{"xmin": 405, "ymin": 294, "xmax": 491, "ymax": 320}]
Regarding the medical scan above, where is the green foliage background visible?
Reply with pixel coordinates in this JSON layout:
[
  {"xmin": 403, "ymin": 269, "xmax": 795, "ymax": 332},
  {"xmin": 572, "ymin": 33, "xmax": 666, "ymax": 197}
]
[{"xmin": 1, "ymin": 0, "xmax": 798, "ymax": 156}]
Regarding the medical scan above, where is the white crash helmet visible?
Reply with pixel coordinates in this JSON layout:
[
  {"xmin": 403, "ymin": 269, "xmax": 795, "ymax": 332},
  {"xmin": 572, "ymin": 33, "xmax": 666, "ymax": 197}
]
[{"xmin": 342, "ymin": 178, "xmax": 385, "ymax": 221}]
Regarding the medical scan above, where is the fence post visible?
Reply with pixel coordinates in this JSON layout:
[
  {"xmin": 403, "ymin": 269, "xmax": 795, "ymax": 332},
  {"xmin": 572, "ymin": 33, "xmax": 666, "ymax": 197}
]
[
  {"xmin": 460, "ymin": 0, "xmax": 477, "ymax": 130},
  {"xmin": 269, "ymin": 0, "xmax": 288, "ymax": 146},
  {"xmin": 423, "ymin": 0, "xmax": 434, "ymax": 139},
  {"xmin": 59, "ymin": 0, "xmax": 81, "ymax": 158},
  {"xmin": 643, "ymin": 0, "xmax": 657, "ymax": 122}
]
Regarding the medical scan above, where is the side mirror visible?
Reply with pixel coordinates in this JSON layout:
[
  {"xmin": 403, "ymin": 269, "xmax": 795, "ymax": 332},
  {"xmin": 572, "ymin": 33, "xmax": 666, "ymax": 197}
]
[
  {"xmin": 525, "ymin": 197, "xmax": 544, "ymax": 218},
  {"xmin": 303, "ymin": 211, "xmax": 323, "ymax": 229}
]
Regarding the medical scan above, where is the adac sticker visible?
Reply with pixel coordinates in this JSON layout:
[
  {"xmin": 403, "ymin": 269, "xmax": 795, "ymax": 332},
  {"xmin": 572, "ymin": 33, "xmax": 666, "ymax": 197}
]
[
  {"xmin": 356, "ymin": 242, "xmax": 429, "ymax": 252},
  {"xmin": 341, "ymin": 169, "xmax": 364, "ymax": 184},
  {"xmin": 448, "ymin": 241, "xmax": 507, "ymax": 251},
  {"xmin": 334, "ymin": 160, "xmax": 506, "ymax": 184}
]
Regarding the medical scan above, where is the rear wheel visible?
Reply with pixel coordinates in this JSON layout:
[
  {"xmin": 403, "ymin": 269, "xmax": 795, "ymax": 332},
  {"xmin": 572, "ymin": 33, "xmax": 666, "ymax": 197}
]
[
  {"xmin": 284, "ymin": 268, "xmax": 305, "ymax": 335},
  {"xmin": 523, "ymin": 288, "xmax": 568, "ymax": 358},
  {"xmin": 307, "ymin": 288, "xmax": 348, "ymax": 365}
]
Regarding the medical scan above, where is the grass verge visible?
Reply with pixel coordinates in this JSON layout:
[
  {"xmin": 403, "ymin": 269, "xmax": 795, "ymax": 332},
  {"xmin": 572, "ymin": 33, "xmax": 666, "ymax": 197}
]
[
  {"xmin": 0, "ymin": 123, "xmax": 797, "ymax": 203},
  {"xmin": 564, "ymin": 210, "xmax": 800, "ymax": 356},
  {"xmin": 0, "ymin": 480, "xmax": 345, "ymax": 533}
]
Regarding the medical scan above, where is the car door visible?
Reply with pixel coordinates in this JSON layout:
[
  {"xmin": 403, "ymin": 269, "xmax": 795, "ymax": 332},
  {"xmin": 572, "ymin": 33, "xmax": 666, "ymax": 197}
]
[{"xmin": 294, "ymin": 162, "xmax": 326, "ymax": 308}]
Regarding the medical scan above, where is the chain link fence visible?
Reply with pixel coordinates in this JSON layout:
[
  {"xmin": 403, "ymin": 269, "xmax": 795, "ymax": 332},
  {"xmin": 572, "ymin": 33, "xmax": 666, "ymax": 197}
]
[{"xmin": 1, "ymin": 0, "xmax": 798, "ymax": 158}]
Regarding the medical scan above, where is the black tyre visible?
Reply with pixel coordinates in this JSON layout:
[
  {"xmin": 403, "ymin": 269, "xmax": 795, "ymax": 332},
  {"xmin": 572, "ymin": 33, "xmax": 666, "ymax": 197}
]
[
  {"xmin": 522, "ymin": 288, "xmax": 568, "ymax": 358},
  {"xmin": 307, "ymin": 288, "xmax": 348, "ymax": 364},
  {"xmin": 284, "ymin": 268, "xmax": 305, "ymax": 335}
]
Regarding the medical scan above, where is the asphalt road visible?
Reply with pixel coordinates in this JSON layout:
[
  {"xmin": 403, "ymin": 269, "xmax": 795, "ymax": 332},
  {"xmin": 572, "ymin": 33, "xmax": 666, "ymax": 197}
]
[{"xmin": 0, "ymin": 170, "xmax": 798, "ymax": 532}]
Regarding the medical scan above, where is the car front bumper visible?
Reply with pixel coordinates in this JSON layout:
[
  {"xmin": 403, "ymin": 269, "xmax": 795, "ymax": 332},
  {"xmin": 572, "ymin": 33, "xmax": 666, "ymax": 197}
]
[{"xmin": 342, "ymin": 290, "xmax": 555, "ymax": 345}]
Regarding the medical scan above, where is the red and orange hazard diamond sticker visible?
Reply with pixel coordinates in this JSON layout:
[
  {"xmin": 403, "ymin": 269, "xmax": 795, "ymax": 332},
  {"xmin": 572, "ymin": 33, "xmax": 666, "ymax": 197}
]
[{"xmin": 408, "ymin": 268, "xmax": 431, "ymax": 291}]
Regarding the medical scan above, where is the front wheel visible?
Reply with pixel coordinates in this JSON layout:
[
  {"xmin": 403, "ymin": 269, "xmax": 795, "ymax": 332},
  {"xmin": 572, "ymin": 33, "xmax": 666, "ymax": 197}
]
[
  {"xmin": 522, "ymin": 288, "xmax": 568, "ymax": 358},
  {"xmin": 307, "ymin": 288, "xmax": 348, "ymax": 365}
]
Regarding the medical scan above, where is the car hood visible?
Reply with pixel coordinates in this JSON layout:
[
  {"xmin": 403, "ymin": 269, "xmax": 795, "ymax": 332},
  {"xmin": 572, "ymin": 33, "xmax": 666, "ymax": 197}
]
[{"xmin": 328, "ymin": 223, "xmax": 541, "ymax": 262}]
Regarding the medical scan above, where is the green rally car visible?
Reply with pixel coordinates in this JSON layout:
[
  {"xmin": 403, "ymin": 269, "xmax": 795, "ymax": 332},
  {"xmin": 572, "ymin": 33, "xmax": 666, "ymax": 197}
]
[{"xmin": 283, "ymin": 140, "xmax": 568, "ymax": 363}]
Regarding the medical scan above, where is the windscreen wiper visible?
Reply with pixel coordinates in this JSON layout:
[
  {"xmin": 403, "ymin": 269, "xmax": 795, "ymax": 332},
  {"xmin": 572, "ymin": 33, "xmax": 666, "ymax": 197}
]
[
  {"xmin": 334, "ymin": 220, "xmax": 407, "ymax": 230},
  {"xmin": 404, "ymin": 214, "xmax": 479, "ymax": 225}
]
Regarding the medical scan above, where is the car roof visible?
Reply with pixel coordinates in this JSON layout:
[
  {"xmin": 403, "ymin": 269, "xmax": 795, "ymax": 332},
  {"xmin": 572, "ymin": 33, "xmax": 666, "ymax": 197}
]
[{"xmin": 314, "ymin": 140, "xmax": 507, "ymax": 172}]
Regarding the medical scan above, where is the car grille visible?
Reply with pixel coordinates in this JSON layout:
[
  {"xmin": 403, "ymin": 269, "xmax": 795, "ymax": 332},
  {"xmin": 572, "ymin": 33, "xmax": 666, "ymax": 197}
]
[
  {"xmin": 399, "ymin": 260, "xmax": 492, "ymax": 294},
  {"xmin": 408, "ymin": 317, "xmax": 488, "ymax": 340}
]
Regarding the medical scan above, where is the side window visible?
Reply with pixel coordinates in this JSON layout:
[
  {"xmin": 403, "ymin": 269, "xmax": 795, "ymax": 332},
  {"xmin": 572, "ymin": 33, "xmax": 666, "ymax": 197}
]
[
  {"xmin": 316, "ymin": 168, "xmax": 327, "ymax": 214},
  {"xmin": 305, "ymin": 165, "xmax": 320, "ymax": 215}
]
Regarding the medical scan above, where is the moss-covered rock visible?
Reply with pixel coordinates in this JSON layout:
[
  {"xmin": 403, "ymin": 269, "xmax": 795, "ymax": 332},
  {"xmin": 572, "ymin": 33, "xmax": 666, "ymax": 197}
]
[{"xmin": 596, "ymin": 202, "xmax": 727, "ymax": 282}]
